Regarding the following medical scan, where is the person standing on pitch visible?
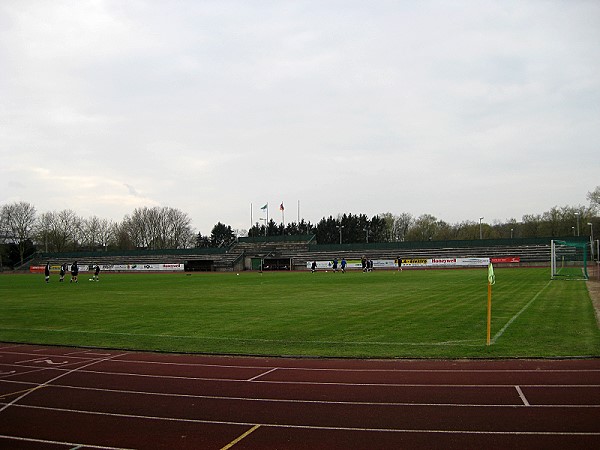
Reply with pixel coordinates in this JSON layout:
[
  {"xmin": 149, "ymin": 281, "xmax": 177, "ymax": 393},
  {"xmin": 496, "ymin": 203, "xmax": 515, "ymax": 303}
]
[
  {"xmin": 92, "ymin": 264, "xmax": 100, "ymax": 281},
  {"xmin": 44, "ymin": 262, "xmax": 50, "ymax": 283},
  {"xmin": 311, "ymin": 261, "xmax": 317, "ymax": 273},
  {"xmin": 341, "ymin": 258, "xmax": 347, "ymax": 273},
  {"xmin": 59, "ymin": 262, "xmax": 67, "ymax": 282},
  {"xmin": 332, "ymin": 257, "xmax": 338, "ymax": 273},
  {"xmin": 70, "ymin": 261, "xmax": 79, "ymax": 283}
]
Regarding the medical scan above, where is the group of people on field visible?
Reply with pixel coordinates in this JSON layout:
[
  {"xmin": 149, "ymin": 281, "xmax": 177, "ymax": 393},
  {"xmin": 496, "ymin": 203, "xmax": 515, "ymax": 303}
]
[
  {"xmin": 310, "ymin": 256, "xmax": 404, "ymax": 273},
  {"xmin": 310, "ymin": 257, "xmax": 348, "ymax": 273},
  {"xmin": 44, "ymin": 262, "xmax": 100, "ymax": 283}
]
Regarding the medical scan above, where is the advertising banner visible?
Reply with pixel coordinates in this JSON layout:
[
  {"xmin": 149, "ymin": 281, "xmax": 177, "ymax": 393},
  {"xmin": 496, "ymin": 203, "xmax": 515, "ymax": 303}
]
[
  {"xmin": 306, "ymin": 257, "xmax": 494, "ymax": 270},
  {"xmin": 30, "ymin": 264, "xmax": 87, "ymax": 273},
  {"xmin": 31, "ymin": 263, "xmax": 185, "ymax": 273},
  {"xmin": 490, "ymin": 256, "xmax": 520, "ymax": 263},
  {"xmin": 306, "ymin": 259, "xmax": 396, "ymax": 270},
  {"xmin": 100, "ymin": 263, "xmax": 184, "ymax": 272}
]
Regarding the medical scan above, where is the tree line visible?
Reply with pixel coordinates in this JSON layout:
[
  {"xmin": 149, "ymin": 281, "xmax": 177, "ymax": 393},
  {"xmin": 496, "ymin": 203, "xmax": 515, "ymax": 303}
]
[{"xmin": 1, "ymin": 186, "xmax": 599, "ymax": 267}]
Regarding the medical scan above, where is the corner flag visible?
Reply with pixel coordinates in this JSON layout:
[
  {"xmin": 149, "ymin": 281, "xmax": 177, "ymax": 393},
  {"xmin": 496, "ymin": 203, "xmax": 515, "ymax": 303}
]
[
  {"xmin": 486, "ymin": 262, "xmax": 495, "ymax": 345},
  {"xmin": 279, "ymin": 202, "xmax": 284, "ymax": 211},
  {"xmin": 488, "ymin": 262, "xmax": 495, "ymax": 285}
]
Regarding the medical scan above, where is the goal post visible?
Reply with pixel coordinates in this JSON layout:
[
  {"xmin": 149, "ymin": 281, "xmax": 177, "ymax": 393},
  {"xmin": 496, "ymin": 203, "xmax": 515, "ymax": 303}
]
[{"xmin": 551, "ymin": 239, "xmax": 589, "ymax": 280}]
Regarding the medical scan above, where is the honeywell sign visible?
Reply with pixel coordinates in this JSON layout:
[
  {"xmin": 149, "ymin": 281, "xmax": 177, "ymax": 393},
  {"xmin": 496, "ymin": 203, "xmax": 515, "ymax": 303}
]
[{"xmin": 401, "ymin": 258, "xmax": 490, "ymax": 267}]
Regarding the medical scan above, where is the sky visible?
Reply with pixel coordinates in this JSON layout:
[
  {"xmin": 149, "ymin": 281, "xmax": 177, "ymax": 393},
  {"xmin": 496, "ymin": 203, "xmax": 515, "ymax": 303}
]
[{"xmin": 1, "ymin": 0, "xmax": 599, "ymax": 235}]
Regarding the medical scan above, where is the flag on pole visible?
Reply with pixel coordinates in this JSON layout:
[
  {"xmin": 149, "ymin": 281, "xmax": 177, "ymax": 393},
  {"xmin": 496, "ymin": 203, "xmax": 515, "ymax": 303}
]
[
  {"xmin": 261, "ymin": 204, "xmax": 268, "ymax": 210},
  {"xmin": 279, "ymin": 202, "xmax": 284, "ymax": 211},
  {"xmin": 488, "ymin": 262, "xmax": 495, "ymax": 285}
]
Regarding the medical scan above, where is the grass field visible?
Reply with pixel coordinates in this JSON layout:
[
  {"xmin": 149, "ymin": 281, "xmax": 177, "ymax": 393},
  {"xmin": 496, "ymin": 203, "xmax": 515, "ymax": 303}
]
[{"xmin": 1, "ymin": 268, "xmax": 599, "ymax": 358}]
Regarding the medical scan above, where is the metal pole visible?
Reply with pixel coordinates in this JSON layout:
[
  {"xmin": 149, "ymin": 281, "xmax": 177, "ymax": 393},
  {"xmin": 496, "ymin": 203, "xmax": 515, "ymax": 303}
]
[{"xmin": 588, "ymin": 223, "xmax": 594, "ymax": 261}]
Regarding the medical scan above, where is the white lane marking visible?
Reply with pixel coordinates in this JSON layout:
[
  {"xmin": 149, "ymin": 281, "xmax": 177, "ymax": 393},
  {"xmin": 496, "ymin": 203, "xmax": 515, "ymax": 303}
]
[
  {"xmin": 515, "ymin": 386, "xmax": 530, "ymax": 406},
  {"xmin": 6, "ymin": 403, "xmax": 600, "ymax": 436},
  {"xmin": 248, "ymin": 368, "xmax": 278, "ymax": 381}
]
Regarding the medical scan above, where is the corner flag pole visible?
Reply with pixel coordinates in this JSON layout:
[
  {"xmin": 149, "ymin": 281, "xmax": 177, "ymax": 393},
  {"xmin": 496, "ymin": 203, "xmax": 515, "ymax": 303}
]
[{"xmin": 487, "ymin": 262, "xmax": 495, "ymax": 345}]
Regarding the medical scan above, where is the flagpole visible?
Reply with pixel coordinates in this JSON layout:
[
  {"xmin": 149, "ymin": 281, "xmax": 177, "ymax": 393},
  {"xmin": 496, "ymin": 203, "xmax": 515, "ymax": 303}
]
[
  {"xmin": 486, "ymin": 282, "xmax": 492, "ymax": 345},
  {"xmin": 486, "ymin": 262, "xmax": 495, "ymax": 346},
  {"xmin": 250, "ymin": 203, "xmax": 253, "ymax": 235}
]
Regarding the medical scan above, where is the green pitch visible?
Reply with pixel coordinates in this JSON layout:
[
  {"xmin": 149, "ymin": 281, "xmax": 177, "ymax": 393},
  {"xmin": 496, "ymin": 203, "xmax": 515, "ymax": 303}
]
[{"xmin": 0, "ymin": 268, "xmax": 598, "ymax": 358}]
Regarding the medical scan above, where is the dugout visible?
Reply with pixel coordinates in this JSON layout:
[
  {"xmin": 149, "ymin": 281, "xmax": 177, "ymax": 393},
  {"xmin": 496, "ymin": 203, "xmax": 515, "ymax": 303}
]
[
  {"xmin": 184, "ymin": 260, "xmax": 214, "ymax": 272},
  {"xmin": 250, "ymin": 257, "xmax": 291, "ymax": 271}
]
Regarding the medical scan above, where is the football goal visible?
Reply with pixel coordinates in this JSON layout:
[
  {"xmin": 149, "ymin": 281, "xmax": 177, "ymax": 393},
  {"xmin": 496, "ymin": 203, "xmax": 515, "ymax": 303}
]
[{"xmin": 551, "ymin": 240, "xmax": 589, "ymax": 280}]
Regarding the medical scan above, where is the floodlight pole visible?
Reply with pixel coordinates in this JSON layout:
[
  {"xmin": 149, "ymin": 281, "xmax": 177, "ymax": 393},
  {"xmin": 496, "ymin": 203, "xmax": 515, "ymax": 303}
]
[
  {"xmin": 479, "ymin": 217, "xmax": 484, "ymax": 240},
  {"xmin": 337, "ymin": 225, "xmax": 344, "ymax": 245},
  {"xmin": 588, "ymin": 223, "xmax": 594, "ymax": 261},
  {"xmin": 575, "ymin": 212, "xmax": 580, "ymax": 236}
]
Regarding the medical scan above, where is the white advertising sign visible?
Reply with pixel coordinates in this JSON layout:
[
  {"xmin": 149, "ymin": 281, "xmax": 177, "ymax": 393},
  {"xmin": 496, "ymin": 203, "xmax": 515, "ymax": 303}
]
[
  {"xmin": 100, "ymin": 263, "xmax": 184, "ymax": 272},
  {"xmin": 307, "ymin": 257, "xmax": 490, "ymax": 270}
]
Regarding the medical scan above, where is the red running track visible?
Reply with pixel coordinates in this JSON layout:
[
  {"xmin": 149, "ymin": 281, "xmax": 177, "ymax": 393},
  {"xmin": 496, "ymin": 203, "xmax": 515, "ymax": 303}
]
[{"xmin": 0, "ymin": 343, "xmax": 599, "ymax": 449}]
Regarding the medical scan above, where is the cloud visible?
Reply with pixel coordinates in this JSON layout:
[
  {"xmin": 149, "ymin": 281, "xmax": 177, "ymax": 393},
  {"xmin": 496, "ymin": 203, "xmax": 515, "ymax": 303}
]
[{"xmin": 1, "ymin": 0, "xmax": 599, "ymax": 233}]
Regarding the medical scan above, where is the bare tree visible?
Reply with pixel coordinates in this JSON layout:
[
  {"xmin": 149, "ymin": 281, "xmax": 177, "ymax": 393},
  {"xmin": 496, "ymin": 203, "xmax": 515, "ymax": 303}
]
[
  {"xmin": 1, "ymin": 201, "xmax": 37, "ymax": 264},
  {"xmin": 588, "ymin": 186, "xmax": 600, "ymax": 213},
  {"xmin": 394, "ymin": 213, "xmax": 413, "ymax": 242},
  {"xmin": 55, "ymin": 209, "xmax": 81, "ymax": 251},
  {"xmin": 121, "ymin": 206, "xmax": 194, "ymax": 249},
  {"xmin": 35, "ymin": 211, "xmax": 55, "ymax": 253}
]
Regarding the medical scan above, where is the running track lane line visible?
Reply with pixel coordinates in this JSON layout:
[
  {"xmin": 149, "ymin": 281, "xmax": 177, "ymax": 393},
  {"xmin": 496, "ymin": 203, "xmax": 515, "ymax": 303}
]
[
  {"xmin": 220, "ymin": 424, "xmax": 261, "ymax": 450},
  {"xmin": 515, "ymin": 386, "xmax": 530, "ymax": 406},
  {"xmin": 3, "ymin": 403, "xmax": 600, "ymax": 437},
  {"xmin": 0, "ymin": 351, "xmax": 129, "ymax": 414},
  {"xmin": 0, "ymin": 434, "xmax": 133, "ymax": 450}
]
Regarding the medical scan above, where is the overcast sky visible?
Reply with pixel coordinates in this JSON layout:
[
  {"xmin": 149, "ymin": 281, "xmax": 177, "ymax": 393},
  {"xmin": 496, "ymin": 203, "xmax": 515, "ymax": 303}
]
[{"xmin": 1, "ymin": 1, "xmax": 599, "ymax": 235}]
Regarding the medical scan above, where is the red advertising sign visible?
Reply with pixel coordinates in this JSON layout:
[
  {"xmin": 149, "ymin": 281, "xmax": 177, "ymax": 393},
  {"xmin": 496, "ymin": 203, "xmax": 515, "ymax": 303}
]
[{"xmin": 490, "ymin": 257, "xmax": 520, "ymax": 263}]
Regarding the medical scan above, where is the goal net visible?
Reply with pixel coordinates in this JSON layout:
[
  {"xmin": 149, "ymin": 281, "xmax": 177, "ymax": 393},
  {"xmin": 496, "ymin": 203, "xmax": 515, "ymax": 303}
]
[{"xmin": 551, "ymin": 240, "xmax": 589, "ymax": 280}]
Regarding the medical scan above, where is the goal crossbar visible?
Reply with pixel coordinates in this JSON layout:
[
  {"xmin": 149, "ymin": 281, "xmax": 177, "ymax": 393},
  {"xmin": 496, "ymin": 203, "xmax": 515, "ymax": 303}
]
[{"xmin": 551, "ymin": 240, "xmax": 589, "ymax": 280}]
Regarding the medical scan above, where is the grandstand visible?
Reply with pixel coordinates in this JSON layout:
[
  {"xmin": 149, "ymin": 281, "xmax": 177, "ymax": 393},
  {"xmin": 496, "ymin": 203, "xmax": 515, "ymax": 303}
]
[{"xmin": 29, "ymin": 236, "xmax": 590, "ymax": 273}]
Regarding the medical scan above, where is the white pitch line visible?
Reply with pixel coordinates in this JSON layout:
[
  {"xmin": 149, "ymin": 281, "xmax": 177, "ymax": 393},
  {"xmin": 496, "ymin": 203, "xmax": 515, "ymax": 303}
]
[
  {"xmin": 0, "ymin": 326, "xmax": 480, "ymax": 347},
  {"xmin": 491, "ymin": 280, "xmax": 552, "ymax": 344}
]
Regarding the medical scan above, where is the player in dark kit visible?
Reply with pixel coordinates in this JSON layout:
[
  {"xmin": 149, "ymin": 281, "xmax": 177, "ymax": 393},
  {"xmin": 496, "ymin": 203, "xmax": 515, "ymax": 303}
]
[
  {"xmin": 44, "ymin": 262, "xmax": 50, "ymax": 283},
  {"xmin": 70, "ymin": 261, "xmax": 79, "ymax": 283},
  {"xmin": 92, "ymin": 264, "xmax": 100, "ymax": 281},
  {"xmin": 59, "ymin": 263, "xmax": 67, "ymax": 282}
]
